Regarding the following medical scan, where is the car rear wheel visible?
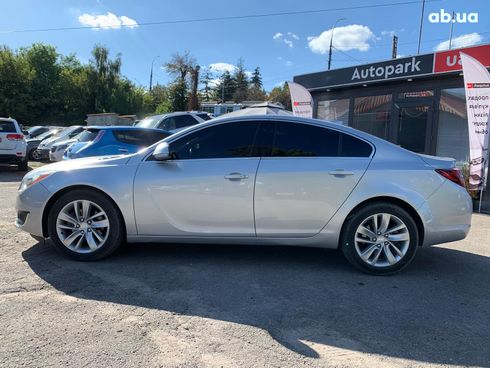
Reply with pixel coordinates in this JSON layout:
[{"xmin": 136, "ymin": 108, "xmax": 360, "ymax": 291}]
[
  {"xmin": 47, "ymin": 189, "xmax": 124, "ymax": 261},
  {"xmin": 340, "ymin": 203, "xmax": 418, "ymax": 275},
  {"xmin": 31, "ymin": 149, "xmax": 41, "ymax": 161}
]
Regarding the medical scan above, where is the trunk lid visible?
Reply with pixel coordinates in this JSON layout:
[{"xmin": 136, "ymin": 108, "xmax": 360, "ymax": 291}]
[{"xmin": 417, "ymin": 153, "xmax": 456, "ymax": 169}]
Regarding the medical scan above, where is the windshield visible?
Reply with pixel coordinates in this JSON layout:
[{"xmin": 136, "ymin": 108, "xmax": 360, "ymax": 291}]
[
  {"xmin": 37, "ymin": 129, "xmax": 59, "ymax": 140},
  {"xmin": 136, "ymin": 116, "xmax": 162, "ymax": 128}
]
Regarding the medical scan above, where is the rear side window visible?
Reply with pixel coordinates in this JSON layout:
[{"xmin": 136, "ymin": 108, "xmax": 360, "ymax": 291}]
[
  {"xmin": 113, "ymin": 130, "xmax": 170, "ymax": 146},
  {"xmin": 272, "ymin": 122, "xmax": 340, "ymax": 157},
  {"xmin": 0, "ymin": 121, "xmax": 16, "ymax": 133},
  {"xmin": 169, "ymin": 121, "xmax": 259, "ymax": 159},
  {"xmin": 158, "ymin": 115, "xmax": 198, "ymax": 130}
]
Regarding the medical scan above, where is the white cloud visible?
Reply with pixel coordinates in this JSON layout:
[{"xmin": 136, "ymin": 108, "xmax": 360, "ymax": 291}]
[
  {"xmin": 273, "ymin": 32, "xmax": 283, "ymax": 40},
  {"xmin": 308, "ymin": 24, "xmax": 375, "ymax": 54},
  {"xmin": 208, "ymin": 62, "xmax": 237, "ymax": 74},
  {"xmin": 381, "ymin": 30, "xmax": 396, "ymax": 37},
  {"xmin": 78, "ymin": 12, "xmax": 138, "ymax": 29},
  {"xmin": 434, "ymin": 33, "xmax": 483, "ymax": 51},
  {"xmin": 273, "ymin": 32, "xmax": 297, "ymax": 48}
]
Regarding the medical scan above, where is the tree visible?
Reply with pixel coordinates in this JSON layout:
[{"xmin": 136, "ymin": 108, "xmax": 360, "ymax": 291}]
[
  {"xmin": 215, "ymin": 70, "xmax": 236, "ymax": 102},
  {"xmin": 187, "ymin": 65, "xmax": 200, "ymax": 111},
  {"xmin": 268, "ymin": 82, "xmax": 292, "ymax": 110},
  {"xmin": 200, "ymin": 68, "xmax": 213, "ymax": 102},
  {"xmin": 164, "ymin": 51, "xmax": 196, "ymax": 111},
  {"xmin": 233, "ymin": 58, "xmax": 249, "ymax": 103},
  {"xmin": 88, "ymin": 45, "xmax": 122, "ymax": 113},
  {"xmin": 251, "ymin": 67, "xmax": 262, "ymax": 89}
]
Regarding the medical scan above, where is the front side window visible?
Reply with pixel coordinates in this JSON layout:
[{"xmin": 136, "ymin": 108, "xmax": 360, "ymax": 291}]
[{"xmin": 169, "ymin": 121, "xmax": 259, "ymax": 159}]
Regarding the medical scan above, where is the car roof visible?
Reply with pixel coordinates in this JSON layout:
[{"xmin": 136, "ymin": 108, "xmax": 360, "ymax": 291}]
[
  {"xmin": 85, "ymin": 125, "xmax": 172, "ymax": 134},
  {"xmin": 142, "ymin": 111, "xmax": 198, "ymax": 120}
]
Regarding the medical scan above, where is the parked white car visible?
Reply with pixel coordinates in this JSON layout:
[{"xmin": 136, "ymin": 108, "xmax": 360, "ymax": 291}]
[
  {"xmin": 49, "ymin": 135, "xmax": 82, "ymax": 162},
  {"xmin": 0, "ymin": 117, "xmax": 28, "ymax": 171},
  {"xmin": 35, "ymin": 126, "xmax": 84, "ymax": 161}
]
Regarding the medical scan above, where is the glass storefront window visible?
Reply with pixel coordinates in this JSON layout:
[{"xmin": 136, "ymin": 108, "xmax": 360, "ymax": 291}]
[
  {"xmin": 317, "ymin": 99, "xmax": 350, "ymax": 126},
  {"xmin": 353, "ymin": 94, "xmax": 392, "ymax": 139},
  {"xmin": 436, "ymin": 88, "xmax": 469, "ymax": 166}
]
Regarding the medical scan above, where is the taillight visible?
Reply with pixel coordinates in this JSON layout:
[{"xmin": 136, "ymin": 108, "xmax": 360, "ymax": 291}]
[
  {"xmin": 7, "ymin": 133, "xmax": 25, "ymax": 141},
  {"xmin": 435, "ymin": 169, "xmax": 465, "ymax": 188}
]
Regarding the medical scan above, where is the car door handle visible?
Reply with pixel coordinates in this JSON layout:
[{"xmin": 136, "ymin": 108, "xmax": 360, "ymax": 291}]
[
  {"xmin": 328, "ymin": 169, "xmax": 354, "ymax": 176},
  {"xmin": 224, "ymin": 172, "xmax": 249, "ymax": 180}
]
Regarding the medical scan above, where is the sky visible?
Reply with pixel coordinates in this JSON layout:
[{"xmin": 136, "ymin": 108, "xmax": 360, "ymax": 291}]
[{"xmin": 1, "ymin": 0, "xmax": 488, "ymax": 91}]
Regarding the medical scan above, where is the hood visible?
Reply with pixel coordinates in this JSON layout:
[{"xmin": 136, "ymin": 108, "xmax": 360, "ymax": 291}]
[
  {"xmin": 38, "ymin": 136, "xmax": 62, "ymax": 148},
  {"xmin": 417, "ymin": 153, "xmax": 456, "ymax": 169},
  {"xmin": 31, "ymin": 154, "xmax": 131, "ymax": 175}
]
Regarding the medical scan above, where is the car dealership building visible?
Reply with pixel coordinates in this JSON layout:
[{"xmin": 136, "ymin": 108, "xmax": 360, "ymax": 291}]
[{"xmin": 294, "ymin": 43, "xmax": 490, "ymax": 207}]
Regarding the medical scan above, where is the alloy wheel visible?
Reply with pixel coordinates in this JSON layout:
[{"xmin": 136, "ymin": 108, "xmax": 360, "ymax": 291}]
[
  {"xmin": 354, "ymin": 213, "xmax": 410, "ymax": 268},
  {"xmin": 56, "ymin": 200, "xmax": 110, "ymax": 253}
]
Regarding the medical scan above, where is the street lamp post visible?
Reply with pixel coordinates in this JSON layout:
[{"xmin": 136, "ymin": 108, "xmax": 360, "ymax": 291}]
[
  {"xmin": 149, "ymin": 56, "xmax": 160, "ymax": 91},
  {"xmin": 328, "ymin": 18, "xmax": 346, "ymax": 70}
]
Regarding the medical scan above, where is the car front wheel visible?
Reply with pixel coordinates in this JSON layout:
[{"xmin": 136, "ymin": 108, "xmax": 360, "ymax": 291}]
[
  {"xmin": 47, "ymin": 189, "xmax": 124, "ymax": 261},
  {"xmin": 340, "ymin": 203, "xmax": 418, "ymax": 275}
]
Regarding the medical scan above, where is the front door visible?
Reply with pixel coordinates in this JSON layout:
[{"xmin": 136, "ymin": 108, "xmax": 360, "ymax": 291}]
[
  {"xmin": 394, "ymin": 102, "xmax": 434, "ymax": 154},
  {"xmin": 133, "ymin": 121, "xmax": 261, "ymax": 237}
]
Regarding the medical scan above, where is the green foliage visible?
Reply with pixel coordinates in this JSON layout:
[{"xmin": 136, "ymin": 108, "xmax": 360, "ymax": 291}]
[
  {"xmin": 268, "ymin": 82, "xmax": 292, "ymax": 110},
  {"xmin": 233, "ymin": 58, "xmax": 249, "ymax": 103}
]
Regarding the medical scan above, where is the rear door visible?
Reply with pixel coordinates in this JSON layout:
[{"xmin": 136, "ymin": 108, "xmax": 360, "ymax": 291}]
[
  {"xmin": 0, "ymin": 120, "xmax": 18, "ymax": 151},
  {"xmin": 254, "ymin": 121, "xmax": 373, "ymax": 237}
]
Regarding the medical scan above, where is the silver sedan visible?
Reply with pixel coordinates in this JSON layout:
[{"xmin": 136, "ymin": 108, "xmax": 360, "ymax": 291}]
[{"xmin": 15, "ymin": 116, "xmax": 472, "ymax": 274}]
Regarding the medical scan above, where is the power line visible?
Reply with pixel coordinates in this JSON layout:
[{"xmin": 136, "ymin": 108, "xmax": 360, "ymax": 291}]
[{"xmin": 1, "ymin": 0, "xmax": 439, "ymax": 34}]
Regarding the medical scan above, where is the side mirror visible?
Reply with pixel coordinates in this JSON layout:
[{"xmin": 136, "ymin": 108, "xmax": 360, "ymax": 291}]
[
  {"xmin": 22, "ymin": 130, "xmax": 29, "ymax": 136},
  {"xmin": 153, "ymin": 142, "xmax": 172, "ymax": 161}
]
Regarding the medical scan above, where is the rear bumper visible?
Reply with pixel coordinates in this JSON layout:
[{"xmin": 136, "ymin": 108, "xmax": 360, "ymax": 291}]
[
  {"xmin": 418, "ymin": 181, "xmax": 473, "ymax": 247},
  {"xmin": 0, "ymin": 154, "xmax": 24, "ymax": 164}
]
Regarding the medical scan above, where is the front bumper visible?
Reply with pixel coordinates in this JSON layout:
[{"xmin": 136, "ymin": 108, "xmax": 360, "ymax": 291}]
[
  {"xmin": 15, "ymin": 182, "xmax": 52, "ymax": 238},
  {"xmin": 49, "ymin": 150, "xmax": 64, "ymax": 162}
]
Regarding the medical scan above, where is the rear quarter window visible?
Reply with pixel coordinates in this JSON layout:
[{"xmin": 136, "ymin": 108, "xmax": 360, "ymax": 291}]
[
  {"xmin": 339, "ymin": 133, "xmax": 373, "ymax": 157},
  {"xmin": 0, "ymin": 121, "xmax": 16, "ymax": 133},
  {"xmin": 113, "ymin": 130, "xmax": 170, "ymax": 146}
]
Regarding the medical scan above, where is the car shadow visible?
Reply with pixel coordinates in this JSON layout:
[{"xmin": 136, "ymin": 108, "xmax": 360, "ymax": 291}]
[{"xmin": 23, "ymin": 242, "xmax": 490, "ymax": 366}]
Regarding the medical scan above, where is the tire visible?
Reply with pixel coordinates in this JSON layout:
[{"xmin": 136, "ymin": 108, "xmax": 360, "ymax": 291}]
[
  {"xmin": 47, "ymin": 189, "xmax": 124, "ymax": 261},
  {"xmin": 28, "ymin": 148, "xmax": 38, "ymax": 161},
  {"xmin": 340, "ymin": 203, "xmax": 418, "ymax": 275},
  {"xmin": 18, "ymin": 160, "xmax": 28, "ymax": 171}
]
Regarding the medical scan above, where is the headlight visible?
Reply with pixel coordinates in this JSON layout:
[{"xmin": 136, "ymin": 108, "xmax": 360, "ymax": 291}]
[{"xmin": 19, "ymin": 171, "xmax": 54, "ymax": 192}]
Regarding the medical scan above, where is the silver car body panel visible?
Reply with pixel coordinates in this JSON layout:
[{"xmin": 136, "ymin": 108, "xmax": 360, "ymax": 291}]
[{"xmin": 15, "ymin": 115, "xmax": 472, "ymax": 250}]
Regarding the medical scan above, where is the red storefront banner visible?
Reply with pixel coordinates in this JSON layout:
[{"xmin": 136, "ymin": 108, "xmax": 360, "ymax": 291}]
[{"xmin": 434, "ymin": 44, "xmax": 490, "ymax": 73}]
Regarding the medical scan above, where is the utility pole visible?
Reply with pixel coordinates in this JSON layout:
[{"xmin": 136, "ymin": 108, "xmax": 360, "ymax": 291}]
[
  {"xmin": 149, "ymin": 56, "xmax": 159, "ymax": 91},
  {"xmin": 417, "ymin": 0, "xmax": 426, "ymax": 54},
  {"xmin": 391, "ymin": 35, "xmax": 398, "ymax": 59},
  {"xmin": 328, "ymin": 18, "xmax": 346, "ymax": 70},
  {"xmin": 448, "ymin": 11, "xmax": 455, "ymax": 49}
]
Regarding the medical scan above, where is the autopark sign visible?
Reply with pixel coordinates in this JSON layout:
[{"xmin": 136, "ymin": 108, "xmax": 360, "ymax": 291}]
[{"xmin": 293, "ymin": 43, "xmax": 490, "ymax": 90}]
